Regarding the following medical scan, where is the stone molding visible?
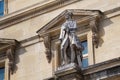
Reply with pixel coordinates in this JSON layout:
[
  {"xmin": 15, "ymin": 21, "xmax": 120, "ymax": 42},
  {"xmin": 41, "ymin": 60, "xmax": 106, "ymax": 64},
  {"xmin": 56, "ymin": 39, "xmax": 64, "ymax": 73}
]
[
  {"xmin": 0, "ymin": 0, "xmax": 80, "ymax": 30},
  {"xmin": 0, "ymin": 0, "xmax": 119, "ymax": 30},
  {"xmin": 37, "ymin": 9, "xmax": 102, "ymax": 35},
  {"xmin": 83, "ymin": 57, "xmax": 120, "ymax": 80},
  {"xmin": 83, "ymin": 57, "xmax": 120, "ymax": 75},
  {"xmin": 44, "ymin": 57, "xmax": 120, "ymax": 80}
]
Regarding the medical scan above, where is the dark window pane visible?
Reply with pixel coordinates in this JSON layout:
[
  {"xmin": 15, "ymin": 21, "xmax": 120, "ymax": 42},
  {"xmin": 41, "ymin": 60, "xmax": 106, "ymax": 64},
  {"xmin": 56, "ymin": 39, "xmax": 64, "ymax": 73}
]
[
  {"xmin": 82, "ymin": 40, "xmax": 88, "ymax": 55},
  {"xmin": 0, "ymin": 0, "xmax": 4, "ymax": 16},
  {"xmin": 82, "ymin": 58, "xmax": 88, "ymax": 68},
  {"xmin": 0, "ymin": 68, "xmax": 5, "ymax": 80}
]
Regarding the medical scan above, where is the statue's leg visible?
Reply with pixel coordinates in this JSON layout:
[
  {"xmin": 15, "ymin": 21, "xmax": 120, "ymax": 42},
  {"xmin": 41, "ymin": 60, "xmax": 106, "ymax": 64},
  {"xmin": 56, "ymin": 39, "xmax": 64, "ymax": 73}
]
[
  {"xmin": 70, "ymin": 33, "xmax": 77, "ymax": 63},
  {"xmin": 77, "ymin": 51, "xmax": 82, "ymax": 68},
  {"xmin": 63, "ymin": 39, "xmax": 69, "ymax": 65},
  {"xmin": 61, "ymin": 46, "xmax": 65, "ymax": 66},
  {"xmin": 61, "ymin": 39, "xmax": 69, "ymax": 65},
  {"xmin": 70, "ymin": 44, "xmax": 75, "ymax": 63}
]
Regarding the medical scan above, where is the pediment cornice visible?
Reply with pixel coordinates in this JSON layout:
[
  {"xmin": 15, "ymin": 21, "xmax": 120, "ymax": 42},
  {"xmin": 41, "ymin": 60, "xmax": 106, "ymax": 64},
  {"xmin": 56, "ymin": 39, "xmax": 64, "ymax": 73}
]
[{"xmin": 37, "ymin": 9, "xmax": 103, "ymax": 36}]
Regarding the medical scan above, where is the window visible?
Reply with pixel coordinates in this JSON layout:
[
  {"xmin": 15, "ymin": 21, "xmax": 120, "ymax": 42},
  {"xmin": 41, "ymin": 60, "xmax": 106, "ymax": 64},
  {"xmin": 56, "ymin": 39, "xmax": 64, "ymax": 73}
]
[
  {"xmin": 0, "ymin": 67, "xmax": 5, "ymax": 80},
  {"xmin": 82, "ymin": 40, "xmax": 88, "ymax": 68},
  {"xmin": 0, "ymin": 0, "xmax": 4, "ymax": 16}
]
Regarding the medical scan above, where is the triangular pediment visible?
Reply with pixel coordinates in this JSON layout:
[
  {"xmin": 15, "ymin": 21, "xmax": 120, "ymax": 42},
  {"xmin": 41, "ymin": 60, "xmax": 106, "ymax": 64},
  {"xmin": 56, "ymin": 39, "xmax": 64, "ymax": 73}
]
[{"xmin": 37, "ymin": 9, "xmax": 102, "ymax": 37}]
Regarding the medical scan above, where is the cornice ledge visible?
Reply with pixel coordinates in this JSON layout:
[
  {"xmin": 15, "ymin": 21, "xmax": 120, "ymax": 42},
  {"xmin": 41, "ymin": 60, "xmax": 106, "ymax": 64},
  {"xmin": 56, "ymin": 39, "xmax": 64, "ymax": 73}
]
[
  {"xmin": 0, "ymin": 38, "xmax": 19, "ymax": 51},
  {"xmin": 83, "ymin": 57, "xmax": 120, "ymax": 75},
  {"xmin": 0, "ymin": 0, "xmax": 80, "ymax": 30}
]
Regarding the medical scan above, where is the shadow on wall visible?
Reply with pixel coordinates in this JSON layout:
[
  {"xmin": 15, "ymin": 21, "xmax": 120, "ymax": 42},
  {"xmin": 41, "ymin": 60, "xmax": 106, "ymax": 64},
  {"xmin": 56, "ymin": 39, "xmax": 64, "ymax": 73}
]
[
  {"xmin": 12, "ymin": 35, "xmax": 41, "ymax": 73},
  {"xmin": 13, "ymin": 45, "xmax": 27, "ymax": 74},
  {"xmin": 98, "ymin": 15, "xmax": 113, "ymax": 47}
]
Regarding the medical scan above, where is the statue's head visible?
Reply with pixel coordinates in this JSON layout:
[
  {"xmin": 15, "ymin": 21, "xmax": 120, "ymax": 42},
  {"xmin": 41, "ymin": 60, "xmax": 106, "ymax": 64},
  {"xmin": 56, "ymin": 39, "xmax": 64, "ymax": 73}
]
[{"xmin": 65, "ymin": 11, "xmax": 73, "ymax": 20}]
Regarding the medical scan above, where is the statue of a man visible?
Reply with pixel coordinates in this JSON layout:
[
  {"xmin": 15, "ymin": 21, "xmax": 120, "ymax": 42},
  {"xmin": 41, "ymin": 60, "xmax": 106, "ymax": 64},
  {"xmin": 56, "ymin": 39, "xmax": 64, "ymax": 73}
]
[{"xmin": 59, "ymin": 12, "xmax": 83, "ymax": 66}]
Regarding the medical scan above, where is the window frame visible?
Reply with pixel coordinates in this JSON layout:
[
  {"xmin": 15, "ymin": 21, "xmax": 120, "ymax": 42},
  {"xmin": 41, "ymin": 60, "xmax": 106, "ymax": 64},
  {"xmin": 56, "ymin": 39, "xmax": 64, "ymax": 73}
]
[
  {"xmin": 0, "ymin": 53, "xmax": 9, "ymax": 80},
  {"xmin": 0, "ymin": 67, "xmax": 5, "ymax": 80},
  {"xmin": 81, "ymin": 40, "xmax": 89, "ymax": 68},
  {"xmin": 0, "ymin": 0, "xmax": 8, "ymax": 16},
  {"xmin": 0, "ymin": 0, "xmax": 4, "ymax": 16}
]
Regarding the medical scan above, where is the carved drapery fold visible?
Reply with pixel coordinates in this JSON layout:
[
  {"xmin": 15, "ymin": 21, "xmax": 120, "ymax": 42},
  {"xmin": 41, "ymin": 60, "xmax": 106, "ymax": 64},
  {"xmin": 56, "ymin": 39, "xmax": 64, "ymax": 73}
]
[{"xmin": 43, "ymin": 35, "xmax": 52, "ymax": 63}]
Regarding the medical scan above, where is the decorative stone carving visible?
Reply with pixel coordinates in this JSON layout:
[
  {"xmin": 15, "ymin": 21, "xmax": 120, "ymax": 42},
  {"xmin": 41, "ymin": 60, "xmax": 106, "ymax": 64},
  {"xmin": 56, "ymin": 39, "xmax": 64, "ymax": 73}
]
[
  {"xmin": 37, "ymin": 9, "xmax": 102, "ymax": 65},
  {"xmin": 43, "ymin": 35, "xmax": 52, "ymax": 63},
  {"xmin": 59, "ymin": 11, "xmax": 83, "ymax": 67},
  {"xmin": 0, "ymin": 38, "xmax": 19, "ymax": 74},
  {"xmin": 6, "ymin": 46, "xmax": 15, "ymax": 74},
  {"xmin": 37, "ymin": 9, "xmax": 103, "ymax": 80},
  {"xmin": 89, "ymin": 18, "xmax": 99, "ymax": 48}
]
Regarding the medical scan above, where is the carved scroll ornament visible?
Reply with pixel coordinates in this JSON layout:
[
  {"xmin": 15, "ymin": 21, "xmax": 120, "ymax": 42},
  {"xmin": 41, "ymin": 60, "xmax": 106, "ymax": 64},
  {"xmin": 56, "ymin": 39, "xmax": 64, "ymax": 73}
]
[
  {"xmin": 6, "ymin": 46, "xmax": 16, "ymax": 74},
  {"xmin": 0, "ymin": 39, "xmax": 19, "ymax": 75},
  {"xmin": 43, "ymin": 35, "xmax": 52, "ymax": 63},
  {"xmin": 89, "ymin": 18, "xmax": 99, "ymax": 48}
]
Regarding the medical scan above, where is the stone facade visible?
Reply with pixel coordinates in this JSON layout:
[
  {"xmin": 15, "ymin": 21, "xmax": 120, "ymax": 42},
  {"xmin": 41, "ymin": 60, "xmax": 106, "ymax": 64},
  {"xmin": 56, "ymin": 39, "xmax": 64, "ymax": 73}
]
[{"xmin": 0, "ymin": 0, "xmax": 120, "ymax": 80}]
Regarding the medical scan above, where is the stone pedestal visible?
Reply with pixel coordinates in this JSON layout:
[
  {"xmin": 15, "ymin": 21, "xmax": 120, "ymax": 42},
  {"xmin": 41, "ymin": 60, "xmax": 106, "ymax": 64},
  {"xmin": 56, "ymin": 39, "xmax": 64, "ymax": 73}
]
[{"xmin": 55, "ymin": 63, "xmax": 83, "ymax": 80}]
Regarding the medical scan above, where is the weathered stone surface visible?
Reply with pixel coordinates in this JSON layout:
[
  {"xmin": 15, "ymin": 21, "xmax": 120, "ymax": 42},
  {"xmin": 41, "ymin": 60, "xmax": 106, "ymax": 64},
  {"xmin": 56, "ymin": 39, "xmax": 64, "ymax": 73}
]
[{"xmin": 0, "ymin": 0, "xmax": 120, "ymax": 80}]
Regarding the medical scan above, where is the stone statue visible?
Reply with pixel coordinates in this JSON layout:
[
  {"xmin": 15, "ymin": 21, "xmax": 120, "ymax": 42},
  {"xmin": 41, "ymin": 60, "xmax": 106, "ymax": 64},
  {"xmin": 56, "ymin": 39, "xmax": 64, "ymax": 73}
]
[{"xmin": 59, "ymin": 12, "xmax": 83, "ymax": 67}]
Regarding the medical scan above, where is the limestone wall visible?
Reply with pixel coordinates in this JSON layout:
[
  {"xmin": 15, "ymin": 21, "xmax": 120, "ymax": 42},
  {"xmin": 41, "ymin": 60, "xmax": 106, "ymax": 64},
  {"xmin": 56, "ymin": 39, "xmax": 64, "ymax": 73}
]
[
  {"xmin": 7, "ymin": 0, "xmax": 120, "ymax": 13},
  {"xmin": 8, "ymin": 0, "xmax": 55, "ymax": 13},
  {"xmin": 0, "ymin": 0, "xmax": 120, "ymax": 80},
  {"xmin": 10, "ymin": 42, "xmax": 53, "ymax": 80},
  {"xmin": 95, "ymin": 16, "xmax": 120, "ymax": 63}
]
